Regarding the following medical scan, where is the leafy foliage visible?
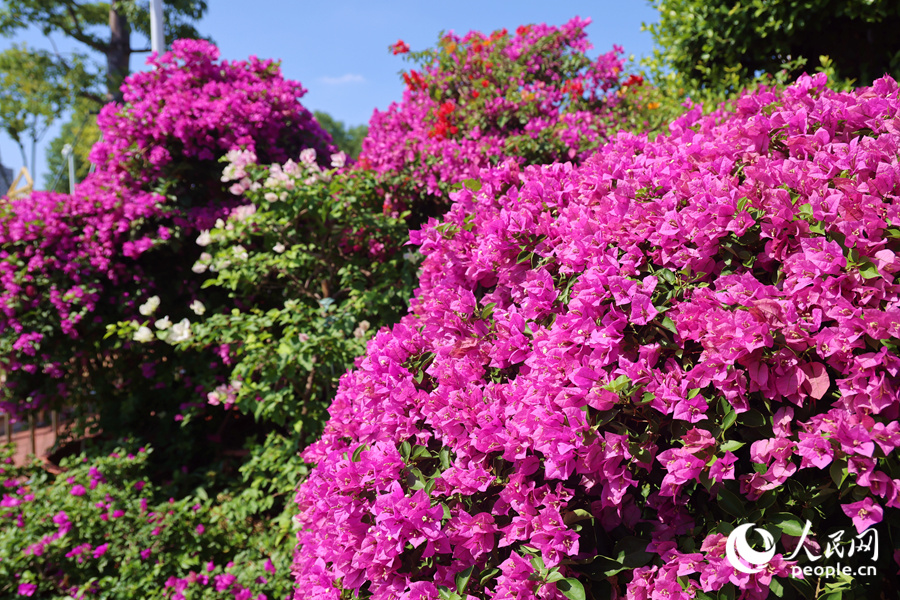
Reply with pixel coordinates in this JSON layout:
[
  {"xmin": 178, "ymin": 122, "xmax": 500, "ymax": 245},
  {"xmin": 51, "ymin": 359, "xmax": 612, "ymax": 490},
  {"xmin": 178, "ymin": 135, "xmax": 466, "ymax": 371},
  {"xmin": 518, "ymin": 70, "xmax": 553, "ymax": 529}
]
[
  {"xmin": 0, "ymin": 44, "xmax": 92, "ymax": 177},
  {"xmin": 0, "ymin": 0, "xmax": 208, "ymax": 101},
  {"xmin": 0, "ymin": 442, "xmax": 292, "ymax": 599},
  {"xmin": 645, "ymin": 0, "xmax": 900, "ymax": 98},
  {"xmin": 314, "ymin": 111, "xmax": 368, "ymax": 160},
  {"xmin": 113, "ymin": 150, "xmax": 419, "ymax": 442}
]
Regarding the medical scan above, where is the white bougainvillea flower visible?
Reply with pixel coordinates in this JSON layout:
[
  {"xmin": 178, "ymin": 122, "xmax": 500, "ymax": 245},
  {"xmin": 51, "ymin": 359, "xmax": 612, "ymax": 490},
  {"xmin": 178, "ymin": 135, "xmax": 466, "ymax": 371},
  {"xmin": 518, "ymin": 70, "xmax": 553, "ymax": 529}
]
[
  {"xmin": 299, "ymin": 148, "xmax": 316, "ymax": 165},
  {"xmin": 133, "ymin": 326, "xmax": 154, "ymax": 343},
  {"xmin": 330, "ymin": 152, "xmax": 346, "ymax": 168},
  {"xmin": 168, "ymin": 318, "xmax": 192, "ymax": 343},
  {"xmin": 273, "ymin": 242, "xmax": 286, "ymax": 254},
  {"xmin": 196, "ymin": 230, "xmax": 212, "ymax": 247},
  {"xmin": 154, "ymin": 316, "xmax": 172, "ymax": 330},
  {"xmin": 189, "ymin": 300, "xmax": 205, "ymax": 315},
  {"xmin": 231, "ymin": 204, "xmax": 256, "ymax": 222},
  {"xmin": 232, "ymin": 245, "xmax": 249, "ymax": 261},
  {"xmin": 138, "ymin": 296, "xmax": 160, "ymax": 316}
]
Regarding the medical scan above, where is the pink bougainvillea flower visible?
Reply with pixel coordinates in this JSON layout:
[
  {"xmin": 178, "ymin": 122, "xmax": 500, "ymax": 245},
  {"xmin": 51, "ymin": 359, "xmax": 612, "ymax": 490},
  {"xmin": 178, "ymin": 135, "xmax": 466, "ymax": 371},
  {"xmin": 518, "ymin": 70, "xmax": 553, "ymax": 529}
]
[{"xmin": 841, "ymin": 497, "xmax": 884, "ymax": 534}]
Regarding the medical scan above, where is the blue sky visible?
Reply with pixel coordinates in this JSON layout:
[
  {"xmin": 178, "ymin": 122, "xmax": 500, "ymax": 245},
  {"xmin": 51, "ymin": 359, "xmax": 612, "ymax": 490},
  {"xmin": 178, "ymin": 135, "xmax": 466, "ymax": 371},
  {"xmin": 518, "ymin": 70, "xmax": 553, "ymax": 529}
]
[{"xmin": 0, "ymin": 0, "xmax": 661, "ymax": 186}]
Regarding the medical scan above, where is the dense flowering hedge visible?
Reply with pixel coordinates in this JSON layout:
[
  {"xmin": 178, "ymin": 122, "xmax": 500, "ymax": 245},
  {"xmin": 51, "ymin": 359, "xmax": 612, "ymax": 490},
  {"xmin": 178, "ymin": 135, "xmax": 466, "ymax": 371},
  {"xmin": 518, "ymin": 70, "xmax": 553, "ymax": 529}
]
[
  {"xmin": 0, "ymin": 443, "xmax": 291, "ymax": 599},
  {"xmin": 293, "ymin": 74, "xmax": 900, "ymax": 599},
  {"xmin": 0, "ymin": 39, "xmax": 334, "ymax": 418},
  {"xmin": 359, "ymin": 18, "xmax": 633, "ymax": 215}
]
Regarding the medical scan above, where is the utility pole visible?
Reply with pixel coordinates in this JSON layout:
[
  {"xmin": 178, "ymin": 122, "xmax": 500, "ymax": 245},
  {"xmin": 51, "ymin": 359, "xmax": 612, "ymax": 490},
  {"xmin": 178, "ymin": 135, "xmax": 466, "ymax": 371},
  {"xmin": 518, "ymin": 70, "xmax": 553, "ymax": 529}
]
[
  {"xmin": 150, "ymin": 0, "xmax": 166, "ymax": 55},
  {"xmin": 62, "ymin": 144, "xmax": 75, "ymax": 193}
]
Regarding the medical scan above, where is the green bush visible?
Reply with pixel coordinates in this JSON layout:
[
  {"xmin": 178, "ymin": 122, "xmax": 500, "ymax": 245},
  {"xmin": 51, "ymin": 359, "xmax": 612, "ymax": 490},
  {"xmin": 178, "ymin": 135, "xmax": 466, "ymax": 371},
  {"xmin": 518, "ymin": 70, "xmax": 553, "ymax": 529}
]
[{"xmin": 0, "ymin": 442, "xmax": 293, "ymax": 599}]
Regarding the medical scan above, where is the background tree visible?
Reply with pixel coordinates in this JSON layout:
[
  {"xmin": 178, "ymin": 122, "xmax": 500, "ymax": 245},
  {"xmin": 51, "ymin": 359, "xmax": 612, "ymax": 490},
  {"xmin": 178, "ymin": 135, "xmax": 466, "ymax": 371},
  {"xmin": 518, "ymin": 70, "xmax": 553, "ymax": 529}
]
[
  {"xmin": 0, "ymin": 44, "xmax": 91, "ymax": 179},
  {"xmin": 43, "ymin": 100, "xmax": 101, "ymax": 192},
  {"xmin": 0, "ymin": 0, "xmax": 208, "ymax": 103},
  {"xmin": 0, "ymin": 0, "xmax": 208, "ymax": 188},
  {"xmin": 646, "ymin": 0, "xmax": 900, "ymax": 97},
  {"xmin": 313, "ymin": 110, "xmax": 368, "ymax": 160}
]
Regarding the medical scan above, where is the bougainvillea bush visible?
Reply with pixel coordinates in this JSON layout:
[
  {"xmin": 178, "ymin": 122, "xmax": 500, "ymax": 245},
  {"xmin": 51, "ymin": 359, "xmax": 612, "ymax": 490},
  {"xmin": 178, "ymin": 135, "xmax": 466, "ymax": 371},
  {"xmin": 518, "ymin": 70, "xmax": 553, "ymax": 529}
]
[
  {"xmin": 0, "ymin": 39, "xmax": 334, "ymax": 429},
  {"xmin": 359, "ymin": 17, "xmax": 639, "ymax": 218},
  {"xmin": 112, "ymin": 148, "xmax": 420, "ymax": 438},
  {"xmin": 0, "ymin": 443, "xmax": 291, "ymax": 599},
  {"xmin": 293, "ymin": 73, "xmax": 900, "ymax": 599},
  {"xmin": 0, "ymin": 40, "xmax": 337, "ymax": 596}
]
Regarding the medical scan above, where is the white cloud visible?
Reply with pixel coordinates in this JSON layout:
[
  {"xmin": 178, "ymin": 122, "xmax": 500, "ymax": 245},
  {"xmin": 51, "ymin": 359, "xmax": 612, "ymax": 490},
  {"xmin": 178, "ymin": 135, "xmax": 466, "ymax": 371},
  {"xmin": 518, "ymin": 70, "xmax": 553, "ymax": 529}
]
[{"xmin": 319, "ymin": 73, "xmax": 365, "ymax": 85}]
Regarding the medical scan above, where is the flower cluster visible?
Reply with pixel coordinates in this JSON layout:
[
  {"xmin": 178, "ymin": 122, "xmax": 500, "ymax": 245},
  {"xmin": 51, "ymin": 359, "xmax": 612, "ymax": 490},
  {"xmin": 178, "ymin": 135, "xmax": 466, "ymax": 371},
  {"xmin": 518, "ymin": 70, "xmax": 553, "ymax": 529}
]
[
  {"xmin": 294, "ymin": 74, "xmax": 900, "ymax": 598},
  {"xmin": 359, "ymin": 18, "xmax": 630, "ymax": 213},
  {"xmin": 0, "ymin": 39, "xmax": 334, "ymax": 418},
  {"xmin": 0, "ymin": 445, "xmax": 290, "ymax": 599},
  {"xmin": 130, "ymin": 150, "xmax": 421, "ymax": 436}
]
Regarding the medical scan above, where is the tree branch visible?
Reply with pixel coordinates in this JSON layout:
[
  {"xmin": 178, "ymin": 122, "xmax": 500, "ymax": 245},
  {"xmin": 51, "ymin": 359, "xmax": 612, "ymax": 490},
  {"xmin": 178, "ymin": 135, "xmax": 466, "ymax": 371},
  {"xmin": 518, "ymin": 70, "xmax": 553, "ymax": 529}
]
[
  {"xmin": 61, "ymin": 0, "xmax": 108, "ymax": 53},
  {"xmin": 76, "ymin": 90, "xmax": 105, "ymax": 106}
]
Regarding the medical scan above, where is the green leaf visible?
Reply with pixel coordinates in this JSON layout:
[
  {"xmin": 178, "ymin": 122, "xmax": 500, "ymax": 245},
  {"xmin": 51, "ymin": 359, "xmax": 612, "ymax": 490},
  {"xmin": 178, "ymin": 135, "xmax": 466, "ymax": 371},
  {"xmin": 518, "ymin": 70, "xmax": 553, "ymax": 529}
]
[
  {"xmin": 717, "ymin": 584, "xmax": 736, "ymax": 600},
  {"xmin": 736, "ymin": 409, "xmax": 766, "ymax": 427},
  {"xmin": 479, "ymin": 568, "xmax": 500, "ymax": 586},
  {"xmin": 768, "ymin": 513, "xmax": 805, "ymax": 536},
  {"xmin": 400, "ymin": 441, "xmax": 411, "ymax": 461},
  {"xmin": 351, "ymin": 444, "xmax": 367, "ymax": 462},
  {"xmin": 722, "ymin": 405, "xmax": 737, "ymax": 431},
  {"xmin": 717, "ymin": 487, "xmax": 747, "ymax": 518},
  {"xmin": 455, "ymin": 566, "xmax": 474, "ymax": 594},
  {"xmin": 830, "ymin": 456, "xmax": 848, "ymax": 488},
  {"xmin": 858, "ymin": 260, "xmax": 881, "ymax": 279},
  {"xmin": 438, "ymin": 447, "xmax": 451, "ymax": 470},
  {"xmin": 437, "ymin": 585, "xmax": 462, "ymax": 600},
  {"xmin": 658, "ymin": 268, "xmax": 677, "ymax": 284},
  {"xmin": 480, "ymin": 302, "xmax": 497, "ymax": 320},
  {"xmin": 462, "ymin": 178, "xmax": 482, "ymax": 191},
  {"xmin": 769, "ymin": 577, "xmax": 784, "ymax": 598},
  {"xmin": 615, "ymin": 536, "xmax": 655, "ymax": 569},
  {"xmin": 556, "ymin": 578, "xmax": 586, "ymax": 600},
  {"xmin": 562, "ymin": 509, "xmax": 593, "ymax": 525},
  {"xmin": 660, "ymin": 316, "xmax": 677, "ymax": 333},
  {"xmin": 719, "ymin": 440, "xmax": 744, "ymax": 453}
]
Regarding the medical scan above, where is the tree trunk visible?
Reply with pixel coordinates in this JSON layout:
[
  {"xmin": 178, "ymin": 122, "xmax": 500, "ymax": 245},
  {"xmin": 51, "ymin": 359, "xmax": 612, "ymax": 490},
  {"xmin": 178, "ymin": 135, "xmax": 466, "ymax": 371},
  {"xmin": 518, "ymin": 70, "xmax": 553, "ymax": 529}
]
[{"xmin": 107, "ymin": 6, "xmax": 131, "ymax": 103}]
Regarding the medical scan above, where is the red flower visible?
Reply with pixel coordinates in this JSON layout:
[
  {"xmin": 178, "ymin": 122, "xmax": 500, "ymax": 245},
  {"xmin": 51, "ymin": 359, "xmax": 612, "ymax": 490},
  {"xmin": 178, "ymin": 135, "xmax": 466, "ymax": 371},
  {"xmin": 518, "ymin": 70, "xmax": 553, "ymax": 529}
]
[
  {"xmin": 403, "ymin": 70, "xmax": 426, "ymax": 91},
  {"xmin": 516, "ymin": 25, "xmax": 531, "ymax": 36},
  {"xmin": 563, "ymin": 79, "xmax": 584, "ymax": 96},
  {"xmin": 391, "ymin": 40, "xmax": 410, "ymax": 55},
  {"xmin": 623, "ymin": 74, "xmax": 644, "ymax": 88},
  {"xmin": 472, "ymin": 90, "xmax": 480, "ymax": 99},
  {"xmin": 481, "ymin": 79, "xmax": 489, "ymax": 88}
]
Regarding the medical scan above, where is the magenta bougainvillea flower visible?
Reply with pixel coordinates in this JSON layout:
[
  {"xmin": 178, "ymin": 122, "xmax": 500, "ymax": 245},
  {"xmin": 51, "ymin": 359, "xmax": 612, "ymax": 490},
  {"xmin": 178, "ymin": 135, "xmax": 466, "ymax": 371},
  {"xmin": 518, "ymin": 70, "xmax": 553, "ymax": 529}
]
[{"xmin": 293, "ymin": 73, "xmax": 900, "ymax": 598}]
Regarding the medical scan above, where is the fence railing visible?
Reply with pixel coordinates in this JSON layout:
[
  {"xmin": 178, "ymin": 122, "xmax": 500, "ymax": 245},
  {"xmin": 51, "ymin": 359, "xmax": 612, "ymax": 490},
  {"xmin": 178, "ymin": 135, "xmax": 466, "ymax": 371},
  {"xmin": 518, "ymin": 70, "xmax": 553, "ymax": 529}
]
[{"xmin": 2, "ymin": 410, "xmax": 65, "ymax": 463}]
